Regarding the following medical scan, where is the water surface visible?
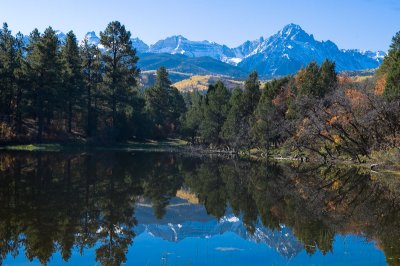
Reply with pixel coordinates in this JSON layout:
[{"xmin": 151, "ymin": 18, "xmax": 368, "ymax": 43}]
[{"xmin": 0, "ymin": 151, "xmax": 399, "ymax": 265}]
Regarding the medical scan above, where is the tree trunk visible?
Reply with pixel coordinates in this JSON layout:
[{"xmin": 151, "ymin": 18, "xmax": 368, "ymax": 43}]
[
  {"xmin": 37, "ymin": 112, "xmax": 43, "ymax": 142},
  {"xmin": 37, "ymin": 95, "xmax": 43, "ymax": 142},
  {"xmin": 68, "ymin": 100, "xmax": 72, "ymax": 133},
  {"xmin": 15, "ymin": 86, "xmax": 22, "ymax": 134},
  {"xmin": 87, "ymin": 83, "xmax": 92, "ymax": 137}
]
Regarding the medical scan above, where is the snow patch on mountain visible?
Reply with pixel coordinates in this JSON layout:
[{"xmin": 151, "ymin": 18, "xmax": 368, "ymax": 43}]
[
  {"xmin": 47, "ymin": 26, "xmax": 387, "ymax": 77},
  {"xmin": 55, "ymin": 30, "xmax": 66, "ymax": 43},
  {"xmin": 148, "ymin": 35, "xmax": 236, "ymax": 62},
  {"xmin": 134, "ymin": 213, "xmax": 303, "ymax": 258},
  {"xmin": 82, "ymin": 31, "xmax": 100, "ymax": 46}
]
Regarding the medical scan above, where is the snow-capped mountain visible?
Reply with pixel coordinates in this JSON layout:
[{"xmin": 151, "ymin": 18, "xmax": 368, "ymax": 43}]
[
  {"xmin": 232, "ymin": 37, "xmax": 265, "ymax": 60},
  {"xmin": 55, "ymin": 30, "xmax": 66, "ymax": 43},
  {"xmin": 80, "ymin": 31, "xmax": 148, "ymax": 53},
  {"xmin": 77, "ymin": 24, "xmax": 385, "ymax": 77},
  {"xmin": 131, "ymin": 37, "xmax": 149, "ymax": 53},
  {"xmin": 38, "ymin": 25, "xmax": 386, "ymax": 78},
  {"xmin": 83, "ymin": 31, "xmax": 100, "ymax": 46},
  {"xmin": 134, "ymin": 198, "xmax": 303, "ymax": 258},
  {"xmin": 148, "ymin": 35, "xmax": 236, "ymax": 62},
  {"xmin": 236, "ymin": 23, "xmax": 386, "ymax": 76}
]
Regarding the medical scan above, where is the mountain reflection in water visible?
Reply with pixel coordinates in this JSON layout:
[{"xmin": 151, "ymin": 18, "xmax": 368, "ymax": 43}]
[{"xmin": 0, "ymin": 151, "xmax": 399, "ymax": 265}]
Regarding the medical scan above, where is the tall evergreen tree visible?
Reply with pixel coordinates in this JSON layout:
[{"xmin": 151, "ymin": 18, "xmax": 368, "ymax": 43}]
[
  {"xmin": 319, "ymin": 59, "xmax": 337, "ymax": 95},
  {"xmin": 251, "ymin": 77, "xmax": 289, "ymax": 150},
  {"xmin": 182, "ymin": 90, "xmax": 203, "ymax": 144},
  {"xmin": 145, "ymin": 67, "xmax": 186, "ymax": 138},
  {"xmin": 145, "ymin": 67, "xmax": 171, "ymax": 138},
  {"xmin": 13, "ymin": 32, "xmax": 27, "ymax": 133},
  {"xmin": 61, "ymin": 31, "xmax": 83, "ymax": 133},
  {"xmin": 25, "ymin": 27, "xmax": 62, "ymax": 141},
  {"xmin": 199, "ymin": 81, "xmax": 231, "ymax": 144},
  {"xmin": 221, "ymin": 72, "xmax": 261, "ymax": 150},
  {"xmin": 241, "ymin": 71, "xmax": 261, "ymax": 117},
  {"xmin": 167, "ymin": 86, "xmax": 186, "ymax": 133},
  {"xmin": 81, "ymin": 39, "xmax": 103, "ymax": 137},
  {"xmin": 221, "ymin": 88, "xmax": 245, "ymax": 150},
  {"xmin": 100, "ymin": 21, "xmax": 139, "ymax": 134},
  {"xmin": 297, "ymin": 61, "xmax": 321, "ymax": 97},
  {"xmin": 155, "ymin": 66, "xmax": 171, "ymax": 88},
  {"xmin": 23, "ymin": 28, "xmax": 40, "ymax": 121},
  {"xmin": 0, "ymin": 23, "xmax": 17, "ymax": 116},
  {"xmin": 381, "ymin": 31, "xmax": 400, "ymax": 100}
]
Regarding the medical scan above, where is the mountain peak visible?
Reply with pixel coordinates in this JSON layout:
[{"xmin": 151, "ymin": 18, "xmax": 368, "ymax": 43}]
[
  {"xmin": 131, "ymin": 37, "xmax": 149, "ymax": 53},
  {"xmin": 168, "ymin": 35, "xmax": 187, "ymax": 41},
  {"xmin": 54, "ymin": 30, "xmax": 66, "ymax": 42},
  {"xmin": 83, "ymin": 31, "xmax": 100, "ymax": 46},
  {"xmin": 282, "ymin": 23, "xmax": 303, "ymax": 31},
  {"xmin": 85, "ymin": 31, "xmax": 97, "ymax": 38},
  {"xmin": 276, "ymin": 23, "xmax": 313, "ymax": 42},
  {"xmin": 281, "ymin": 23, "xmax": 304, "ymax": 35},
  {"xmin": 50, "ymin": 25, "xmax": 384, "ymax": 78}
]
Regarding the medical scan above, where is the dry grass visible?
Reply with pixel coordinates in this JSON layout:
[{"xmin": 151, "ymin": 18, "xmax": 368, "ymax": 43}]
[
  {"xmin": 176, "ymin": 189, "xmax": 199, "ymax": 204},
  {"xmin": 174, "ymin": 75, "xmax": 244, "ymax": 92}
]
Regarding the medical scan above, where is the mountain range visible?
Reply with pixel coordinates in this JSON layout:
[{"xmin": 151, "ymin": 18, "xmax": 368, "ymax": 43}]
[
  {"xmin": 57, "ymin": 23, "xmax": 386, "ymax": 79},
  {"xmin": 134, "ymin": 197, "xmax": 303, "ymax": 258}
]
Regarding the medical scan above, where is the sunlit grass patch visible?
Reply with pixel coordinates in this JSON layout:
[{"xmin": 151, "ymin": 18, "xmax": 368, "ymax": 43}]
[{"xmin": 4, "ymin": 144, "xmax": 62, "ymax": 151}]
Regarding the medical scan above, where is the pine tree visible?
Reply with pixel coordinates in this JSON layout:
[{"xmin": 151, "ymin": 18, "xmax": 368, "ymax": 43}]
[
  {"xmin": 297, "ymin": 61, "xmax": 321, "ymax": 97},
  {"xmin": 222, "ymin": 72, "xmax": 261, "ymax": 150},
  {"xmin": 182, "ymin": 90, "xmax": 203, "ymax": 144},
  {"xmin": 200, "ymin": 81, "xmax": 231, "ymax": 145},
  {"xmin": 251, "ymin": 77, "xmax": 289, "ymax": 150},
  {"xmin": 25, "ymin": 27, "xmax": 62, "ymax": 141},
  {"xmin": 145, "ymin": 68, "xmax": 170, "ymax": 138},
  {"xmin": 13, "ymin": 32, "xmax": 27, "ymax": 133},
  {"xmin": 81, "ymin": 39, "xmax": 103, "ymax": 137},
  {"xmin": 167, "ymin": 86, "xmax": 186, "ymax": 133},
  {"xmin": 0, "ymin": 23, "xmax": 17, "ymax": 116},
  {"xmin": 382, "ymin": 31, "xmax": 400, "ymax": 100},
  {"xmin": 155, "ymin": 66, "xmax": 171, "ymax": 88},
  {"xmin": 241, "ymin": 71, "xmax": 261, "ymax": 117},
  {"xmin": 100, "ymin": 21, "xmax": 139, "ymax": 135},
  {"xmin": 61, "ymin": 31, "xmax": 83, "ymax": 133},
  {"xmin": 145, "ymin": 67, "xmax": 186, "ymax": 138},
  {"xmin": 221, "ymin": 88, "xmax": 244, "ymax": 150},
  {"xmin": 319, "ymin": 59, "xmax": 337, "ymax": 95}
]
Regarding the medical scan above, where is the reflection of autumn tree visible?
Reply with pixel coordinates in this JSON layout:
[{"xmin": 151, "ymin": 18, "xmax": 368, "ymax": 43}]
[
  {"xmin": 183, "ymin": 157, "xmax": 400, "ymax": 259},
  {"xmin": 299, "ymin": 223, "xmax": 334, "ymax": 255}
]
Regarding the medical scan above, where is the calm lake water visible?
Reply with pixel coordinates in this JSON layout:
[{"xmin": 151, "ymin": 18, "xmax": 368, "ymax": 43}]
[{"xmin": 0, "ymin": 151, "xmax": 399, "ymax": 266}]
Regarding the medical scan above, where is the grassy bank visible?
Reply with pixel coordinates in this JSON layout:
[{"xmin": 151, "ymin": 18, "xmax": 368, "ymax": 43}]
[
  {"xmin": 0, "ymin": 139, "xmax": 188, "ymax": 152},
  {"xmin": 2, "ymin": 141, "xmax": 400, "ymax": 177}
]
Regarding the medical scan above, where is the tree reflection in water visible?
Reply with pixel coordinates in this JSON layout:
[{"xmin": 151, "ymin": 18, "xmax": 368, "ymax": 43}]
[{"xmin": 0, "ymin": 151, "xmax": 399, "ymax": 265}]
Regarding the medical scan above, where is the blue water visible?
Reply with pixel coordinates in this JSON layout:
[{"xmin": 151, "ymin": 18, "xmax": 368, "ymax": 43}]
[
  {"xmin": 4, "ymin": 232, "xmax": 386, "ymax": 266},
  {"xmin": 0, "ymin": 151, "xmax": 397, "ymax": 266}
]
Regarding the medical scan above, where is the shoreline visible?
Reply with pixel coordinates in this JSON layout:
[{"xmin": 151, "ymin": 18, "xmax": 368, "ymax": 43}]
[{"xmin": 1, "ymin": 141, "xmax": 398, "ymax": 173}]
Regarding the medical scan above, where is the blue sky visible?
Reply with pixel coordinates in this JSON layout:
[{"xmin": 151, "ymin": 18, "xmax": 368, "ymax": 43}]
[{"xmin": 1, "ymin": 0, "xmax": 399, "ymax": 51}]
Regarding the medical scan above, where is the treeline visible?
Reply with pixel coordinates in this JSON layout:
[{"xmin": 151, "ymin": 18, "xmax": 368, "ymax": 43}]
[
  {"xmin": 182, "ymin": 31, "xmax": 400, "ymax": 161},
  {"xmin": 0, "ymin": 21, "xmax": 185, "ymax": 143},
  {"xmin": 1, "ymin": 21, "xmax": 400, "ymax": 160}
]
